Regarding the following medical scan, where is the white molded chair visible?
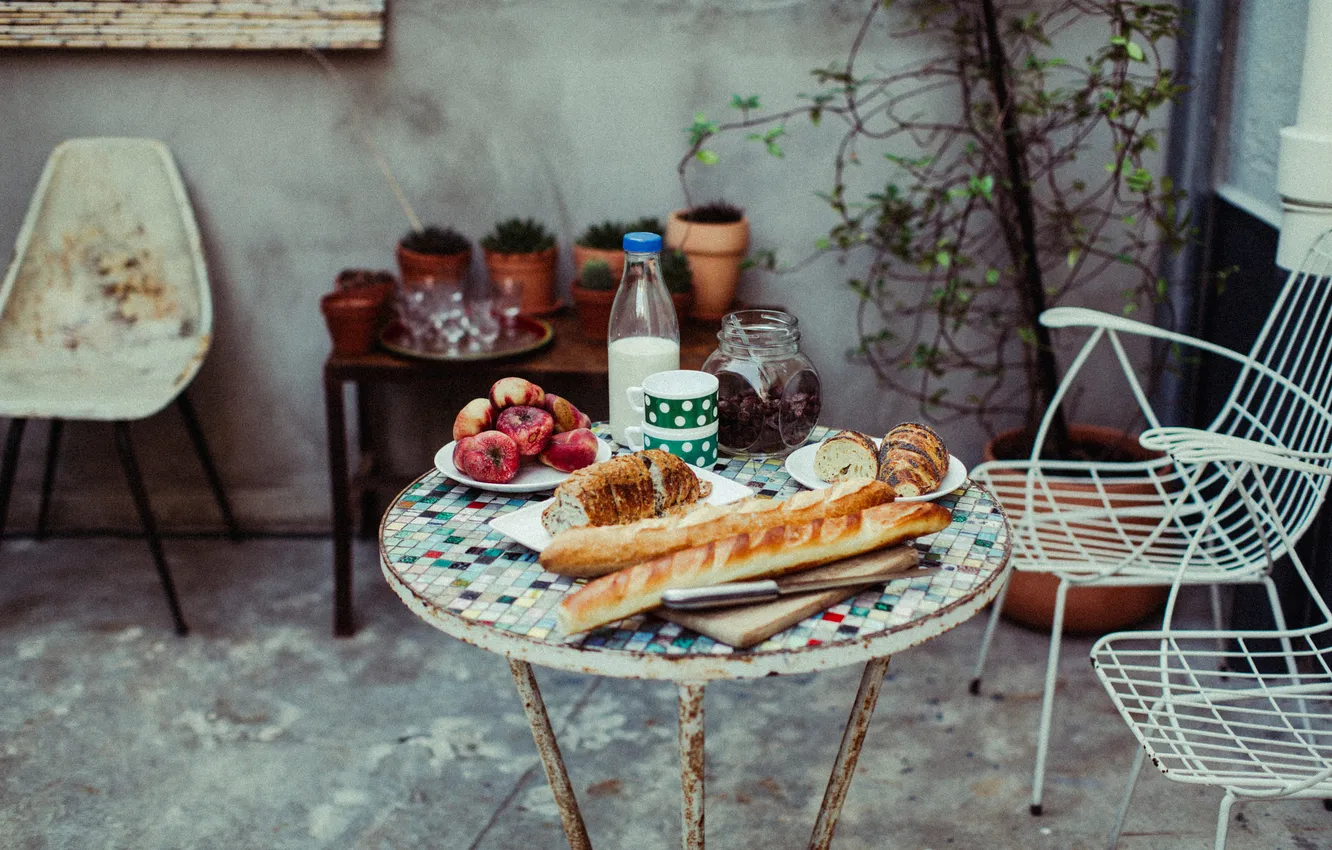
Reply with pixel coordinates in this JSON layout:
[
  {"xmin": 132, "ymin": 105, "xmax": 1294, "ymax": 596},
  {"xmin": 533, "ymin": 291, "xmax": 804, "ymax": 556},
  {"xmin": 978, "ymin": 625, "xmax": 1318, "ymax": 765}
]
[
  {"xmin": 0, "ymin": 138, "xmax": 238, "ymax": 635},
  {"xmin": 1092, "ymin": 426, "xmax": 1332, "ymax": 848},
  {"xmin": 969, "ymin": 230, "xmax": 1332, "ymax": 814}
]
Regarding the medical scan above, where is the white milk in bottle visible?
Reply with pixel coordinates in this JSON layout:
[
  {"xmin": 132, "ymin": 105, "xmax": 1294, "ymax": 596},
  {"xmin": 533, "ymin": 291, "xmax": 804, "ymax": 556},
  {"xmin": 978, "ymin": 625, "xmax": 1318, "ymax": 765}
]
[
  {"xmin": 607, "ymin": 232, "xmax": 680, "ymax": 445},
  {"xmin": 608, "ymin": 335, "xmax": 681, "ymax": 443}
]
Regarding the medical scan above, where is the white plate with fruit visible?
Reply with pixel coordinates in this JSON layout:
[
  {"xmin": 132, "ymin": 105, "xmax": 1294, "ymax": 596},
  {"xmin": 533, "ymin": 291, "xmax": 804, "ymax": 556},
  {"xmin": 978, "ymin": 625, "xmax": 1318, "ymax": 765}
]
[{"xmin": 440, "ymin": 376, "xmax": 606, "ymax": 493}]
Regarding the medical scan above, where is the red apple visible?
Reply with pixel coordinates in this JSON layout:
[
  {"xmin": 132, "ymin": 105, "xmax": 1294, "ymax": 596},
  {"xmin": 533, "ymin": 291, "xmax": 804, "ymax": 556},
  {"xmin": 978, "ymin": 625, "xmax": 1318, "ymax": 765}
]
[
  {"xmin": 495, "ymin": 405, "xmax": 555, "ymax": 456},
  {"xmin": 543, "ymin": 393, "xmax": 592, "ymax": 434},
  {"xmin": 489, "ymin": 376, "xmax": 545, "ymax": 410},
  {"xmin": 452, "ymin": 431, "xmax": 521, "ymax": 484},
  {"xmin": 538, "ymin": 428, "xmax": 600, "ymax": 473},
  {"xmin": 452, "ymin": 397, "xmax": 496, "ymax": 441}
]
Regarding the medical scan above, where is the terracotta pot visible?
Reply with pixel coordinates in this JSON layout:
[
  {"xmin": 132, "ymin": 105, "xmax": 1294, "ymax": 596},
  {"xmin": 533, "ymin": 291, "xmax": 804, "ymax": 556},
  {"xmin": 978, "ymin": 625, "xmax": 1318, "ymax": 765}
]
[
  {"xmin": 483, "ymin": 246, "xmax": 560, "ymax": 316},
  {"xmin": 395, "ymin": 242, "xmax": 471, "ymax": 288},
  {"xmin": 334, "ymin": 269, "xmax": 394, "ymax": 327},
  {"xmin": 320, "ymin": 291, "xmax": 381, "ymax": 356},
  {"xmin": 670, "ymin": 290, "xmax": 694, "ymax": 323},
  {"xmin": 571, "ymin": 283, "xmax": 617, "ymax": 341},
  {"xmin": 665, "ymin": 210, "xmax": 749, "ymax": 321},
  {"xmin": 985, "ymin": 423, "xmax": 1170, "ymax": 634},
  {"xmin": 572, "ymin": 244, "xmax": 625, "ymax": 282}
]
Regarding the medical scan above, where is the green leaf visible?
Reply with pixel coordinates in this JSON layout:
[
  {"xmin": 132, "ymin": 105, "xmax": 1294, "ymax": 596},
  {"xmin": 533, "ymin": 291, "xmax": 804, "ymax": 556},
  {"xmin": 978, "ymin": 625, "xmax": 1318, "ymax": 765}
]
[
  {"xmin": 1127, "ymin": 41, "xmax": 1145, "ymax": 61},
  {"xmin": 1066, "ymin": 249, "xmax": 1080, "ymax": 268},
  {"xmin": 985, "ymin": 268, "xmax": 1001, "ymax": 285},
  {"xmin": 696, "ymin": 150, "xmax": 720, "ymax": 165}
]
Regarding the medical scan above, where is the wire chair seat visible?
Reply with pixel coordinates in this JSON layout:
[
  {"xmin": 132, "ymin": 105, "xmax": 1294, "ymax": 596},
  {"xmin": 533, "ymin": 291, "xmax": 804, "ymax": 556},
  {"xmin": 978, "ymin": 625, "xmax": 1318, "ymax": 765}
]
[
  {"xmin": 1093, "ymin": 629, "xmax": 1332, "ymax": 798},
  {"xmin": 978, "ymin": 456, "xmax": 1291, "ymax": 584}
]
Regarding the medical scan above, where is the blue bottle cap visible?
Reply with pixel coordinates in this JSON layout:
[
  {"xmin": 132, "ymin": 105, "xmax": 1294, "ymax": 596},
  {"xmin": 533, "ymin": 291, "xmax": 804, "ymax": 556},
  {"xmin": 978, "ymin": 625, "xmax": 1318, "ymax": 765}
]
[{"xmin": 623, "ymin": 232, "xmax": 662, "ymax": 253}]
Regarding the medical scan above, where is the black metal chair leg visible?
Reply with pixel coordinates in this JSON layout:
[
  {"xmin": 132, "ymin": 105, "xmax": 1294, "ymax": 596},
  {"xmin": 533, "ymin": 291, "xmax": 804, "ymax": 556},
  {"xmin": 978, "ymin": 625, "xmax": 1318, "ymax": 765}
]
[
  {"xmin": 36, "ymin": 419, "xmax": 63, "ymax": 540},
  {"xmin": 113, "ymin": 421, "xmax": 189, "ymax": 636},
  {"xmin": 0, "ymin": 417, "xmax": 27, "ymax": 539},
  {"xmin": 175, "ymin": 392, "xmax": 240, "ymax": 540}
]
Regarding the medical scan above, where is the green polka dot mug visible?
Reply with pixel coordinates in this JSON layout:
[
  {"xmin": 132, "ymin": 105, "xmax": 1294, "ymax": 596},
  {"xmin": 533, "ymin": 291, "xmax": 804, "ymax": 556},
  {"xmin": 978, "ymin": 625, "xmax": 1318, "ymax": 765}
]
[
  {"xmin": 625, "ymin": 421, "xmax": 719, "ymax": 468},
  {"xmin": 627, "ymin": 370, "xmax": 720, "ymax": 431}
]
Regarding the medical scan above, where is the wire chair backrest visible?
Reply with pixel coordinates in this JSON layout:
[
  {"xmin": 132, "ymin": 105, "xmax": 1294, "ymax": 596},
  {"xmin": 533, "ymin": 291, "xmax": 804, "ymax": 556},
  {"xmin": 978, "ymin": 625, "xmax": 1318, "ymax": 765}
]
[{"xmin": 1208, "ymin": 231, "xmax": 1332, "ymax": 549}]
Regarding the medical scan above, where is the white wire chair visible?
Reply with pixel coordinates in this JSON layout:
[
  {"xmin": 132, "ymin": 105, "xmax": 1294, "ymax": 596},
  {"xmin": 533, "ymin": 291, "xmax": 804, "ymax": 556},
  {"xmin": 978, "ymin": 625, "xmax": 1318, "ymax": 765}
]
[
  {"xmin": 968, "ymin": 229, "xmax": 1332, "ymax": 815},
  {"xmin": 1092, "ymin": 425, "xmax": 1332, "ymax": 849}
]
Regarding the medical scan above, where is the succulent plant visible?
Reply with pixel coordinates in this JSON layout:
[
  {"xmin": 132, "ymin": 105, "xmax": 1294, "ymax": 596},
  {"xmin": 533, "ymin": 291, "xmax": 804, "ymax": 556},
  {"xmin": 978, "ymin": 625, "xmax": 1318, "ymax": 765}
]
[
  {"xmin": 679, "ymin": 200, "xmax": 744, "ymax": 225},
  {"xmin": 576, "ymin": 220, "xmax": 627, "ymax": 250},
  {"xmin": 400, "ymin": 226, "xmax": 470, "ymax": 255},
  {"xmin": 577, "ymin": 259, "xmax": 617, "ymax": 291},
  {"xmin": 661, "ymin": 249, "xmax": 693, "ymax": 295},
  {"xmin": 626, "ymin": 216, "xmax": 665, "ymax": 235},
  {"xmin": 481, "ymin": 218, "xmax": 557, "ymax": 254}
]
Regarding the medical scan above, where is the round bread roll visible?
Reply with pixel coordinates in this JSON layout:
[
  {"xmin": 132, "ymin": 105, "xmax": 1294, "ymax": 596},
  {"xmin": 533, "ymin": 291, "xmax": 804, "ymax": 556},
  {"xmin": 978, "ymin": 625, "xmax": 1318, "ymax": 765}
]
[
  {"xmin": 877, "ymin": 422, "xmax": 948, "ymax": 497},
  {"xmin": 813, "ymin": 430, "xmax": 878, "ymax": 482}
]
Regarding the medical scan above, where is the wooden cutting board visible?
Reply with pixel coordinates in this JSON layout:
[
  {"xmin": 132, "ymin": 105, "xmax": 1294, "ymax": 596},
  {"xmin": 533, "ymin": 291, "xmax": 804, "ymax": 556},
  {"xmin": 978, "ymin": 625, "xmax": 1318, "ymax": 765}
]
[{"xmin": 655, "ymin": 545, "xmax": 919, "ymax": 649}]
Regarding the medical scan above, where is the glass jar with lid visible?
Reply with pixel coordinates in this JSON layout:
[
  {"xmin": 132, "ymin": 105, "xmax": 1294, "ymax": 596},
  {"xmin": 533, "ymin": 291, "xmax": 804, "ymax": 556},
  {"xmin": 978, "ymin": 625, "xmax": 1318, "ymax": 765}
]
[{"xmin": 702, "ymin": 309, "xmax": 821, "ymax": 458}]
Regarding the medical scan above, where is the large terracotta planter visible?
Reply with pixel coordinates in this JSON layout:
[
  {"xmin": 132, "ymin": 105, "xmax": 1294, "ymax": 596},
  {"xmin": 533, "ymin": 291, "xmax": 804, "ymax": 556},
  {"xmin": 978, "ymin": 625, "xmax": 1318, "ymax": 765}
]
[
  {"xmin": 986, "ymin": 423, "xmax": 1169, "ymax": 634},
  {"xmin": 572, "ymin": 244, "xmax": 625, "ymax": 282},
  {"xmin": 395, "ymin": 242, "xmax": 471, "ymax": 288},
  {"xmin": 665, "ymin": 210, "xmax": 749, "ymax": 321},
  {"xmin": 571, "ymin": 283, "xmax": 616, "ymax": 341},
  {"xmin": 320, "ymin": 290, "xmax": 381, "ymax": 356},
  {"xmin": 483, "ymin": 246, "xmax": 560, "ymax": 316}
]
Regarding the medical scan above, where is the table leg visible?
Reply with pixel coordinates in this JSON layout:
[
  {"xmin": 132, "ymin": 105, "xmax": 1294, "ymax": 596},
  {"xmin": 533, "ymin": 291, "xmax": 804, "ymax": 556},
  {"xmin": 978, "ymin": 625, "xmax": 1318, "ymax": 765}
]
[
  {"xmin": 324, "ymin": 370, "xmax": 355, "ymax": 637},
  {"xmin": 508, "ymin": 659, "xmax": 593, "ymax": 850},
  {"xmin": 678, "ymin": 682, "xmax": 706, "ymax": 850},
  {"xmin": 808, "ymin": 656, "xmax": 892, "ymax": 850}
]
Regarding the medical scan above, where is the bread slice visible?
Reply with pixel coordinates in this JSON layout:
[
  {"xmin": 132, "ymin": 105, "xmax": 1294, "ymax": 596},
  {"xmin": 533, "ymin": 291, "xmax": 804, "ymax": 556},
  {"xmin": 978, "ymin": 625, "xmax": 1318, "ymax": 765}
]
[
  {"xmin": 877, "ymin": 422, "xmax": 949, "ymax": 497},
  {"xmin": 557, "ymin": 499, "xmax": 952, "ymax": 634},
  {"xmin": 541, "ymin": 450, "xmax": 707, "ymax": 535},
  {"xmin": 813, "ymin": 430, "xmax": 879, "ymax": 482},
  {"xmin": 540, "ymin": 479, "xmax": 897, "ymax": 577}
]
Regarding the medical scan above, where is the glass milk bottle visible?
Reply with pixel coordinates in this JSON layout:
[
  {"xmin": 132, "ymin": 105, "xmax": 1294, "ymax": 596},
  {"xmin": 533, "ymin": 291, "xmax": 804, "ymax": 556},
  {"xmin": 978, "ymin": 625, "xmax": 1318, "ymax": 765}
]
[{"xmin": 608, "ymin": 231, "xmax": 680, "ymax": 445}]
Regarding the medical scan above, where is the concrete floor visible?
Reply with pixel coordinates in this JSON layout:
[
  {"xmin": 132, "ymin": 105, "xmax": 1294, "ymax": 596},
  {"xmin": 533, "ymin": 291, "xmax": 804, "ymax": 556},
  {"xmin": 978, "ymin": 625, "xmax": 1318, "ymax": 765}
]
[{"xmin": 2, "ymin": 534, "xmax": 1329, "ymax": 850}]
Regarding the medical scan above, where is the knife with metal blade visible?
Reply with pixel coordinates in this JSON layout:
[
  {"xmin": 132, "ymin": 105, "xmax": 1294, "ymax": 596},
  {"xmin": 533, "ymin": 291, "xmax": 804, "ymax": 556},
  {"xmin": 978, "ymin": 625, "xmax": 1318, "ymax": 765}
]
[{"xmin": 660, "ymin": 566, "xmax": 944, "ymax": 610}]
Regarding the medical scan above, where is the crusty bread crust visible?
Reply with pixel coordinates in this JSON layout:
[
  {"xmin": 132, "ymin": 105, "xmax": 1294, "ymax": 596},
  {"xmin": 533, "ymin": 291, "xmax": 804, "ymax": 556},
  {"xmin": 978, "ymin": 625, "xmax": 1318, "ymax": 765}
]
[
  {"xmin": 540, "ymin": 479, "xmax": 897, "ymax": 577},
  {"xmin": 877, "ymin": 422, "xmax": 949, "ymax": 497},
  {"xmin": 814, "ymin": 430, "xmax": 878, "ymax": 483},
  {"xmin": 556, "ymin": 499, "xmax": 951, "ymax": 634},
  {"xmin": 541, "ymin": 450, "xmax": 704, "ymax": 535}
]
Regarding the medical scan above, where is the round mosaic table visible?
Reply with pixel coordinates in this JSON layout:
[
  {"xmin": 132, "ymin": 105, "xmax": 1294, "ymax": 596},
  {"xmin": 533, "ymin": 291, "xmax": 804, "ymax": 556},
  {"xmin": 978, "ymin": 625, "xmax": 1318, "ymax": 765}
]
[{"xmin": 381, "ymin": 425, "xmax": 1011, "ymax": 849}]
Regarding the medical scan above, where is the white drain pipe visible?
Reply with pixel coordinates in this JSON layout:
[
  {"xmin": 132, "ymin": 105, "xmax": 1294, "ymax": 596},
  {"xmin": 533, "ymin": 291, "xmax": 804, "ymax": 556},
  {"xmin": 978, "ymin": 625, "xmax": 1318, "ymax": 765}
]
[{"xmin": 1277, "ymin": 0, "xmax": 1332, "ymax": 269}]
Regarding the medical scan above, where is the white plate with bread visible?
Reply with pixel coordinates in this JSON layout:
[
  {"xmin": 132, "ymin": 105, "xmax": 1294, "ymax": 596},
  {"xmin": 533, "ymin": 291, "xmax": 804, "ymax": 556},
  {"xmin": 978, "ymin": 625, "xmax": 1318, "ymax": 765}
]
[
  {"xmin": 490, "ymin": 464, "xmax": 753, "ymax": 554},
  {"xmin": 785, "ymin": 424, "xmax": 967, "ymax": 502}
]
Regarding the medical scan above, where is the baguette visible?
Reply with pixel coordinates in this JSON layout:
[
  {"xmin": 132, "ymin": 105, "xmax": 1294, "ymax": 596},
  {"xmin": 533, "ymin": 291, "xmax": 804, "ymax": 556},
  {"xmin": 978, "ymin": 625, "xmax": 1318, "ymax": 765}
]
[
  {"xmin": 557, "ymin": 500, "xmax": 951, "ymax": 634},
  {"xmin": 541, "ymin": 450, "xmax": 706, "ymax": 535},
  {"xmin": 540, "ymin": 479, "xmax": 897, "ymax": 577}
]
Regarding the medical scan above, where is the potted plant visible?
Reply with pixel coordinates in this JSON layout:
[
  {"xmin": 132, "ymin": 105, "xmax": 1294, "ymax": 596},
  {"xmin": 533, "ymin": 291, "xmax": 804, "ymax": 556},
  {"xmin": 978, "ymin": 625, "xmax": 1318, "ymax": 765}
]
[
  {"xmin": 664, "ymin": 200, "xmax": 748, "ymax": 321},
  {"xmin": 395, "ymin": 225, "xmax": 471, "ymax": 288},
  {"xmin": 573, "ymin": 220, "xmax": 628, "ymax": 283},
  {"xmin": 320, "ymin": 288, "xmax": 381, "ymax": 356},
  {"xmin": 481, "ymin": 217, "xmax": 559, "ymax": 316},
  {"xmin": 679, "ymin": 0, "xmax": 1190, "ymax": 630},
  {"xmin": 661, "ymin": 248, "xmax": 694, "ymax": 320},
  {"xmin": 571, "ymin": 259, "xmax": 618, "ymax": 341}
]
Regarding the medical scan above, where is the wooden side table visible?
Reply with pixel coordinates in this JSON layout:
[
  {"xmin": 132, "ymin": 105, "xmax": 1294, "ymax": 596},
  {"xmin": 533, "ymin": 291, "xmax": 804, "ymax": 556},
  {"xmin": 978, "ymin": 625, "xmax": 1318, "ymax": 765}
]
[{"xmin": 324, "ymin": 310, "xmax": 720, "ymax": 635}]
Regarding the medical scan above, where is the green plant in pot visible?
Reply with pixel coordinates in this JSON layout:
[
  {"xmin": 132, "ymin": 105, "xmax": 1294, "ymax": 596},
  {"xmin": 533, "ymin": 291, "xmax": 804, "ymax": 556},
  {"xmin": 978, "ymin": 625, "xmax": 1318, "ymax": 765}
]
[
  {"xmin": 681, "ymin": 0, "xmax": 1192, "ymax": 631},
  {"xmin": 396, "ymin": 225, "xmax": 471, "ymax": 288},
  {"xmin": 665, "ymin": 200, "xmax": 748, "ymax": 321},
  {"xmin": 571, "ymin": 259, "xmax": 618, "ymax": 341},
  {"xmin": 481, "ymin": 217, "xmax": 559, "ymax": 316},
  {"xmin": 573, "ymin": 220, "xmax": 628, "ymax": 283}
]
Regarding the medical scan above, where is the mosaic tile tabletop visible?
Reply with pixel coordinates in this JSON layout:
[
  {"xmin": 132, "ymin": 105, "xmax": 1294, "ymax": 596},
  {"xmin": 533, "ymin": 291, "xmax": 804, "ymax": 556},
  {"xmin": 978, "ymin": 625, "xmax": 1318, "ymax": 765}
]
[{"xmin": 381, "ymin": 425, "xmax": 1011, "ymax": 680}]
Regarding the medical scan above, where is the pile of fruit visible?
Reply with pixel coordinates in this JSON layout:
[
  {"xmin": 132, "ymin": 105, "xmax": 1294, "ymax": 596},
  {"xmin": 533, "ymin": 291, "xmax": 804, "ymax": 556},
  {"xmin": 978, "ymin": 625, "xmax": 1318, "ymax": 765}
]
[{"xmin": 451, "ymin": 377, "xmax": 598, "ymax": 484}]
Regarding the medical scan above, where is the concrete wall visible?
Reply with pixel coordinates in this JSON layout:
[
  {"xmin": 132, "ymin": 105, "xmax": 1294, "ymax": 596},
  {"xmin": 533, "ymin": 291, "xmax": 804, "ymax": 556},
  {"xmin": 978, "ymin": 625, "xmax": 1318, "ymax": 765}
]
[
  {"xmin": 0, "ymin": 0, "xmax": 1170, "ymax": 533},
  {"xmin": 1218, "ymin": 0, "xmax": 1308, "ymax": 226}
]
